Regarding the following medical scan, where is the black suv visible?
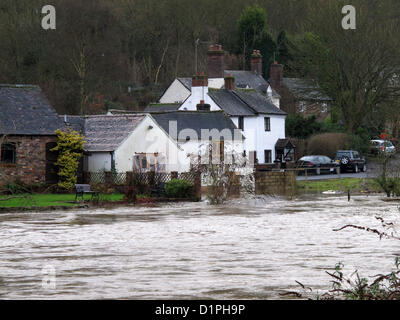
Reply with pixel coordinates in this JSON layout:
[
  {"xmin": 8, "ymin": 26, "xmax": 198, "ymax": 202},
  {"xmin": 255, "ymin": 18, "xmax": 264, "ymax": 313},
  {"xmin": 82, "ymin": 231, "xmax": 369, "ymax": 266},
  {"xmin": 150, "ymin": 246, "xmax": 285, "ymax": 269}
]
[{"xmin": 334, "ymin": 150, "xmax": 367, "ymax": 173}]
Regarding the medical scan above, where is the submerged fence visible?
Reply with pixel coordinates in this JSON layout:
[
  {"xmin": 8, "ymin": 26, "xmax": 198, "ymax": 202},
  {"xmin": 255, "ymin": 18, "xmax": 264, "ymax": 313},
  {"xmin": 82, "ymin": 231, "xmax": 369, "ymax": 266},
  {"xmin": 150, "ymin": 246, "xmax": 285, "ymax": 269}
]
[{"xmin": 83, "ymin": 171, "xmax": 201, "ymax": 197}]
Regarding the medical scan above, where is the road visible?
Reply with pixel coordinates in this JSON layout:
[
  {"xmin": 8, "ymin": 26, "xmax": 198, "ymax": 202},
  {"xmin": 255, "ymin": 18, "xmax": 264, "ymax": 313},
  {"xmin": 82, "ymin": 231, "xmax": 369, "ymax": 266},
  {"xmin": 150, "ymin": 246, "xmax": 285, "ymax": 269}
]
[{"xmin": 296, "ymin": 154, "xmax": 400, "ymax": 181}]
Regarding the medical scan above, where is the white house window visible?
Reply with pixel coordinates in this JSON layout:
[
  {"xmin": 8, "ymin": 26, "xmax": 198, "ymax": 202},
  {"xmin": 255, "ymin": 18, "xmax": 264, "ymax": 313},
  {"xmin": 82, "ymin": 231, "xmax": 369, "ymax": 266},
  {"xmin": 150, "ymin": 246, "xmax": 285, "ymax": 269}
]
[
  {"xmin": 264, "ymin": 150, "xmax": 272, "ymax": 164},
  {"xmin": 133, "ymin": 153, "xmax": 166, "ymax": 173},
  {"xmin": 299, "ymin": 101, "xmax": 307, "ymax": 112},
  {"xmin": 264, "ymin": 117, "xmax": 271, "ymax": 132},
  {"xmin": 322, "ymin": 103, "xmax": 328, "ymax": 113},
  {"xmin": 1, "ymin": 143, "xmax": 16, "ymax": 164}
]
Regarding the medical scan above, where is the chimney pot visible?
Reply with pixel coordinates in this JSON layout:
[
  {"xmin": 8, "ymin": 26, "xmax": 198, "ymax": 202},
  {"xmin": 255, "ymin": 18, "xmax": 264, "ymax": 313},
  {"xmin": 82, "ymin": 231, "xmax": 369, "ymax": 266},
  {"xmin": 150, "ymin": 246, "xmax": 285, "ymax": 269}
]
[
  {"xmin": 251, "ymin": 49, "xmax": 263, "ymax": 75},
  {"xmin": 192, "ymin": 73, "xmax": 208, "ymax": 87},
  {"xmin": 224, "ymin": 74, "xmax": 235, "ymax": 91}
]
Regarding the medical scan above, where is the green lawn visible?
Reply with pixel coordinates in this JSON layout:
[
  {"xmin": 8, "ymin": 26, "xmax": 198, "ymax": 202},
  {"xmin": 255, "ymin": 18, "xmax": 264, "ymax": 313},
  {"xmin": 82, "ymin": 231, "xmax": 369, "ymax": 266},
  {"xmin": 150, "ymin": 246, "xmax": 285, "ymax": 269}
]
[
  {"xmin": 297, "ymin": 178, "xmax": 382, "ymax": 193},
  {"xmin": 0, "ymin": 193, "xmax": 125, "ymax": 208}
]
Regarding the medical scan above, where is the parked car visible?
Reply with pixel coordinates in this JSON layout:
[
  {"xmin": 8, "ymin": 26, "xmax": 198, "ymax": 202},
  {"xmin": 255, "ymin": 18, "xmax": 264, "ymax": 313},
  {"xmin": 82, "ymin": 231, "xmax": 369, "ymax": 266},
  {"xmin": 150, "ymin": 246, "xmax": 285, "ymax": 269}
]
[
  {"xmin": 334, "ymin": 150, "xmax": 366, "ymax": 173},
  {"xmin": 297, "ymin": 155, "xmax": 340, "ymax": 175},
  {"xmin": 370, "ymin": 139, "xmax": 396, "ymax": 156}
]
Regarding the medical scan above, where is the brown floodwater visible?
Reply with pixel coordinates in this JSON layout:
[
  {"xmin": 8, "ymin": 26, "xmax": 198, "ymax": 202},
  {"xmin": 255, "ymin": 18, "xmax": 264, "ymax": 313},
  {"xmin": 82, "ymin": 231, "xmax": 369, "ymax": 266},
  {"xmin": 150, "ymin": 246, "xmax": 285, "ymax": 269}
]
[{"xmin": 0, "ymin": 194, "xmax": 399, "ymax": 299}]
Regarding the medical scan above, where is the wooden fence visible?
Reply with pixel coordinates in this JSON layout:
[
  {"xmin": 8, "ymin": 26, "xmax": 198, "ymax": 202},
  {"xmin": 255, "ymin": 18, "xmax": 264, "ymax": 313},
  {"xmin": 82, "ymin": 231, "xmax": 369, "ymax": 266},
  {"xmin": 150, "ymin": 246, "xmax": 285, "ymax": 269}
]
[{"xmin": 83, "ymin": 171, "xmax": 201, "ymax": 198}]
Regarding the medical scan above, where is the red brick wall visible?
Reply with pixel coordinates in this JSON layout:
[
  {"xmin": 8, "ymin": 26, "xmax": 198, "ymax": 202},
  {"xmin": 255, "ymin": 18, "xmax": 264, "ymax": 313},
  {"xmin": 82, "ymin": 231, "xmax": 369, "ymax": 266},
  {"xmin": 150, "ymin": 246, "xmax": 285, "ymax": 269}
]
[{"xmin": 0, "ymin": 135, "xmax": 56, "ymax": 186}]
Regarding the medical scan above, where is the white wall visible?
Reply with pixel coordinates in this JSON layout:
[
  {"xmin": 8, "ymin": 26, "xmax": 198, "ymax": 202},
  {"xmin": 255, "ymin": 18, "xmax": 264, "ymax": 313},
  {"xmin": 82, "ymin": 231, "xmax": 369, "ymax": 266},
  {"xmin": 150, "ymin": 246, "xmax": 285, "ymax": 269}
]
[
  {"xmin": 159, "ymin": 79, "xmax": 191, "ymax": 104},
  {"xmin": 113, "ymin": 116, "xmax": 190, "ymax": 173},
  {"xmin": 230, "ymin": 115, "xmax": 286, "ymax": 163},
  {"xmin": 256, "ymin": 115, "xmax": 286, "ymax": 163},
  {"xmin": 179, "ymin": 87, "xmax": 221, "ymax": 111}
]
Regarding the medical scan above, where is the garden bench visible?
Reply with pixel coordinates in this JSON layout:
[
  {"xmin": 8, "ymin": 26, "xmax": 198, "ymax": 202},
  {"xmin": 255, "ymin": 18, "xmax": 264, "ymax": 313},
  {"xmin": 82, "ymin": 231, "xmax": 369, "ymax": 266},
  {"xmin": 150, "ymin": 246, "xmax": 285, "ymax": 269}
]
[{"xmin": 74, "ymin": 184, "xmax": 99, "ymax": 201}]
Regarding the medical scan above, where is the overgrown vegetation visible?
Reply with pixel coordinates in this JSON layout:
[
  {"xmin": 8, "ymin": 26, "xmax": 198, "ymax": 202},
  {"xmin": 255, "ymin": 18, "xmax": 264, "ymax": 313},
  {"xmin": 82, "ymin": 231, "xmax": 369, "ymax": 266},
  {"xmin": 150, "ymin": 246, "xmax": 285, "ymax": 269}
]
[
  {"xmin": 286, "ymin": 115, "xmax": 372, "ymax": 159},
  {"xmin": 374, "ymin": 151, "xmax": 400, "ymax": 197},
  {"xmin": 52, "ymin": 129, "xmax": 85, "ymax": 191}
]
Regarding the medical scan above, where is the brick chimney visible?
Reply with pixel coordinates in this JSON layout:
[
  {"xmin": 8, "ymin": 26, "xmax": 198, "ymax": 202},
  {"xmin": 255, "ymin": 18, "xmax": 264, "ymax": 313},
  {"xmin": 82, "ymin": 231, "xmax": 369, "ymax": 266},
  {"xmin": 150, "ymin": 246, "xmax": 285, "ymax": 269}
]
[
  {"xmin": 224, "ymin": 73, "xmax": 235, "ymax": 91},
  {"xmin": 269, "ymin": 61, "xmax": 283, "ymax": 92},
  {"xmin": 192, "ymin": 72, "xmax": 208, "ymax": 87},
  {"xmin": 191, "ymin": 72, "xmax": 208, "ymax": 105},
  {"xmin": 196, "ymin": 100, "xmax": 211, "ymax": 111},
  {"xmin": 251, "ymin": 50, "xmax": 262, "ymax": 75},
  {"xmin": 207, "ymin": 44, "xmax": 224, "ymax": 78}
]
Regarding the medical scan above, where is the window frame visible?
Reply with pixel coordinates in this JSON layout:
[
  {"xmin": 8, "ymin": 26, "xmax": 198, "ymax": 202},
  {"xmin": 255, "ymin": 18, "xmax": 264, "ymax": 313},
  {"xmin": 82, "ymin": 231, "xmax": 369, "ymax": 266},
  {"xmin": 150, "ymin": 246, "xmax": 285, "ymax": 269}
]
[
  {"xmin": 264, "ymin": 117, "xmax": 271, "ymax": 132},
  {"xmin": 264, "ymin": 149, "xmax": 272, "ymax": 164},
  {"xmin": 1, "ymin": 142, "xmax": 16, "ymax": 164},
  {"xmin": 238, "ymin": 116, "xmax": 244, "ymax": 131}
]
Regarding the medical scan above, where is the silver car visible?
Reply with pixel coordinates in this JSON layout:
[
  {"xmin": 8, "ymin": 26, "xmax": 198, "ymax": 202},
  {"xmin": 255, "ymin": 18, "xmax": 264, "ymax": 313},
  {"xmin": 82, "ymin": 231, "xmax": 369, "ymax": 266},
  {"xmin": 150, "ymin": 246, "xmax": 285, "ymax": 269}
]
[{"xmin": 370, "ymin": 140, "xmax": 396, "ymax": 155}]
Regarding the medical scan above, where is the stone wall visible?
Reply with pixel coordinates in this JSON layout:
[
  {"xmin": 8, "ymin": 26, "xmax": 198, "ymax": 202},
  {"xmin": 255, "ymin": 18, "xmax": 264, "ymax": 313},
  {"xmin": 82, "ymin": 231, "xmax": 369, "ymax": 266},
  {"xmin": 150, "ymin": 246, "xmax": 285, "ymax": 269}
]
[
  {"xmin": 255, "ymin": 170, "xmax": 297, "ymax": 197},
  {"xmin": 0, "ymin": 135, "xmax": 56, "ymax": 186}
]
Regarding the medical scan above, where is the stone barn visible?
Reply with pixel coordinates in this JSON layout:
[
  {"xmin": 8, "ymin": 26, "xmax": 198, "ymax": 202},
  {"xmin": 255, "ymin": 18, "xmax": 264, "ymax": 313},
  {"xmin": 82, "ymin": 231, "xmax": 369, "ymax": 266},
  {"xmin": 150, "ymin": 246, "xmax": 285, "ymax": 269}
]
[{"xmin": 0, "ymin": 85, "xmax": 66, "ymax": 186}]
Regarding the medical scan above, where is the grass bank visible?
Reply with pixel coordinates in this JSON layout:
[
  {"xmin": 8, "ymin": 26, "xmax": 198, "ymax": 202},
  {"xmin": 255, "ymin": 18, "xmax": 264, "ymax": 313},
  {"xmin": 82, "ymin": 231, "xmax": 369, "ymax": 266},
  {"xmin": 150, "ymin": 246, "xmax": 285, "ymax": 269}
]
[
  {"xmin": 297, "ymin": 178, "xmax": 382, "ymax": 194},
  {"xmin": 0, "ymin": 193, "xmax": 125, "ymax": 208}
]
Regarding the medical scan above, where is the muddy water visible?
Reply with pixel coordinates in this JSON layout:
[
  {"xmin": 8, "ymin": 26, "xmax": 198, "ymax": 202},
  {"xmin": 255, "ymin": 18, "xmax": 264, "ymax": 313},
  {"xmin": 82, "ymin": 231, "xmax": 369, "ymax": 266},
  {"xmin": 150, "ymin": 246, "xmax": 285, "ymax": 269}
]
[{"xmin": 0, "ymin": 195, "xmax": 400, "ymax": 299}]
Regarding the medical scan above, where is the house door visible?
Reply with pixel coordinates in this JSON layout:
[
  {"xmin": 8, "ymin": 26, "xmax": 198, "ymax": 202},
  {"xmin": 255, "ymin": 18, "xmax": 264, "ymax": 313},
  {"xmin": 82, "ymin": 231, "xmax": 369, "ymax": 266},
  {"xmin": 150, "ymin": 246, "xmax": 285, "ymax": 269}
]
[{"xmin": 45, "ymin": 142, "xmax": 58, "ymax": 184}]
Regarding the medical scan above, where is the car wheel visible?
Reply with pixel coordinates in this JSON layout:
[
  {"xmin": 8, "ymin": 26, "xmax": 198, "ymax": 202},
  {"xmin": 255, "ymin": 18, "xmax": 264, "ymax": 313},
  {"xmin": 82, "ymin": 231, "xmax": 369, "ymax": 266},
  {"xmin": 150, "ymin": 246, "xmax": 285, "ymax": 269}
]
[
  {"xmin": 341, "ymin": 156, "xmax": 350, "ymax": 165},
  {"xmin": 354, "ymin": 165, "xmax": 359, "ymax": 173}
]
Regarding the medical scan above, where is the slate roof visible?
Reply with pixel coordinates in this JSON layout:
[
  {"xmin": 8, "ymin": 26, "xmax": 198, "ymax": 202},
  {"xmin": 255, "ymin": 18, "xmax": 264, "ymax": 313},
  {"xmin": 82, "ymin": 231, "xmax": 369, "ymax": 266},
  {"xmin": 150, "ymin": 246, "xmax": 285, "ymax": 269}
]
[
  {"xmin": 151, "ymin": 111, "xmax": 241, "ymax": 141},
  {"xmin": 0, "ymin": 85, "xmax": 64, "ymax": 135},
  {"xmin": 225, "ymin": 70, "xmax": 268, "ymax": 93},
  {"xmin": 177, "ymin": 78, "xmax": 192, "ymax": 90},
  {"xmin": 58, "ymin": 115, "xmax": 85, "ymax": 133},
  {"xmin": 233, "ymin": 90, "xmax": 287, "ymax": 115},
  {"xmin": 144, "ymin": 103, "xmax": 180, "ymax": 112},
  {"xmin": 84, "ymin": 115, "xmax": 146, "ymax": 152},
  {"xmin": 283, "ymin": 78, "xmax": 331, "ymax": 101},
  {"xmin": 208, "ymin": 89, "xmax": 255, "ymax": 116},
  {"xmin": 208, "ymin": 89, "xmax": 287, "ymax": 117},
  {"xmin": 177, "ymin": 72, "xmax": 280, "ymax": 97}
]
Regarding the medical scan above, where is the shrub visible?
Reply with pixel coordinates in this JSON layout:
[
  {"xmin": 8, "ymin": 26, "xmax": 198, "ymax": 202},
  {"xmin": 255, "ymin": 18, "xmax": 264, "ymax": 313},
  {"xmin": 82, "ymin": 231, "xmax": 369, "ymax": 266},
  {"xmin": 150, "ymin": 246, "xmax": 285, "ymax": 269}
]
[
  {"xmin": 164, "ymin": 179, "xmax": 192, "ymax": 198},
  {"xmin": 52, "ymin": 129, "xmax": 85, "ymax": 191},
  {"xmin": 307, "ymin": 133, "xmax": 351, "ymax": 158}
]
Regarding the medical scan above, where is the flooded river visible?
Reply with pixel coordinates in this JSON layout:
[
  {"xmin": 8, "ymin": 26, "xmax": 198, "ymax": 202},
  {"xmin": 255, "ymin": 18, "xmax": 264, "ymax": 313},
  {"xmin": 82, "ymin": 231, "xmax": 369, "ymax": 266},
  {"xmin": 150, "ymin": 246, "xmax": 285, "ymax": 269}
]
[{"xmin": 1, "ymin": 194, "xmax": 400, "ymax": 299}]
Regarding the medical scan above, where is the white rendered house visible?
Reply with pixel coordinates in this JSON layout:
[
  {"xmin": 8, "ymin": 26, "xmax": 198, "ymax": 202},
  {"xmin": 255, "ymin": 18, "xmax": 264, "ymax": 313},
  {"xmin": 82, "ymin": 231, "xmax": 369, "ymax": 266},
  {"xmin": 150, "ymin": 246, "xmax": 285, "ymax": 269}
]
[
  {"xmin": 84, "ymin": 112, "xmax": 244, "ymax": 173},
  {"xmin": 173, "ymin": 74, "xmax": 287, "ymax": 164}
]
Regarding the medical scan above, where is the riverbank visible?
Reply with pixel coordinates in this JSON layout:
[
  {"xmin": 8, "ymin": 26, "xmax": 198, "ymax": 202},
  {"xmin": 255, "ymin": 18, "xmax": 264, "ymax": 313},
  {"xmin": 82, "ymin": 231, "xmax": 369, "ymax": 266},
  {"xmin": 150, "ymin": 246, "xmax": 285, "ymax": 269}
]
[
  {"xmin": 0, "ymin": 193, "xmax": 125, "ymax": 208},
  {"xmin": 0, "ymin": 193, "xmax": 201, "ymax": 213},
  {"xmin": 297, "ymin": 177, "xmax": 382, "ymax": 194}
]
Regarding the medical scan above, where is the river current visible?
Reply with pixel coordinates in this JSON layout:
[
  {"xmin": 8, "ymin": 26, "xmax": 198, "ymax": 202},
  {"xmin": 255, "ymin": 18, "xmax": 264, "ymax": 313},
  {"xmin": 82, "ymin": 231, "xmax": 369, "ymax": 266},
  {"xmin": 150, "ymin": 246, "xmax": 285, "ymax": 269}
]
[{"xmin": 1, "ymin": 194, "xmax": 399, "ymax": 299}]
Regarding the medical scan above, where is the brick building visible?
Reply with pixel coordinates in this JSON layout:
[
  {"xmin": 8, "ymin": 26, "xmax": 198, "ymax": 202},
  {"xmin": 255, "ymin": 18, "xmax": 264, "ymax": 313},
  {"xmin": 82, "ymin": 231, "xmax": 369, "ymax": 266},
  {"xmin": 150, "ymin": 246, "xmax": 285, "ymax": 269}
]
[
  {"xmin": 269, "ymin": 63, "xmax": 332, "ymax": 121},
  {"xmin": 0, "ymin": 85, "xmax": 66, "ymax": 186}
]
